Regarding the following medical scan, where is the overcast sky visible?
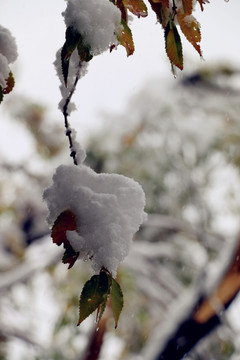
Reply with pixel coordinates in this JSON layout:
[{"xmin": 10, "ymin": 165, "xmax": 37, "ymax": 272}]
[{"xmin": 0, "ymin": 0, "xmax": 240, "ymax": 142}]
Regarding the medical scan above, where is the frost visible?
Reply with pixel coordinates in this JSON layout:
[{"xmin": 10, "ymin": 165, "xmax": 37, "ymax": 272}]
[
  {"xmin": 43, "ymin": 164, "xmax": 146, "ymax": 276},
  {"xmin": 63, "ymin": 0, "xmax": 121, "ymax": 56},
  {"xmin": 0, "ymin": 25, "xmax": 18, "ymax": 88}
]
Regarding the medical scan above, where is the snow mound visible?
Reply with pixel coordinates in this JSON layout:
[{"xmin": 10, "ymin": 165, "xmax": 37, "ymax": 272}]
[
  {"xmin": 43, "ymin": 164, "xmax": 146, "ymax": 276},
  {"xmin": 0, "ymin": 25, "xmax": 18, "ymax": 87},
  {"xmin": 63, "ymin": 0, "xmax": 121, "ymax": 56}
]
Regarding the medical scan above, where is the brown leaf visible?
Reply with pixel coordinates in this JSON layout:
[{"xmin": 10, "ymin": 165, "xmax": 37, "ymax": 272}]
[
  {"xmin": 3, "ymin": 72, "xmax": 15, "ymax": 95},
  {"xmin": 51, "ymin": 209, "xmax": 79, "ymax": 269},
  {"xmin": 178, "ymin": 12, "xmax": 202, "ymax": 56},
  {"xmin": 196, "ymin": 0, "xmax": 209, "ymax": 11},
  {"xmin": 180, "ymin": 0, "xmax": 193, "ymax": 15}
]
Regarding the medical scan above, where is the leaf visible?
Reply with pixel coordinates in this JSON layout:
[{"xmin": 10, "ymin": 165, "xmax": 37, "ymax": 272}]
[
  {"xmin": 111, "ymin": 277, "xmax": 124, "ymax": 328},
  {"xmin": 0, "ymin": 86, "xmax": 3, "ymax": 104},
  {"xmin": 77, "ymin": 42, "xmax": 93, "ymax": 63},
  {"xmin": 61, "ymin": 26, "xmax": 81, "ymax": 86},
  {"xmin": 181, "ymin": 0, "xmax": 193, "ymax": 15},
  {"xmin": 196, "ymin": 0, "xmax": 209, "ymax": 11},
  {"xmin": 78, "ymin": 269, "xmax": 111, "ymax": 326},
  {"xmin": 148, "ymin": 0, "xmax": 169, "ymax": 27},
  {"xmin": 178, "ymin": 13, "xmax": 202, "ymax": 56},
  {"xmin": 3, "ymin": 72, "xmax": 15, "ymax": 95},
  {"xmin": 122, "ymin": 0, "xmax": 148, "ymax": 18},
  {"xmin": 117, "ymin": 19, "xmax": 135, "ymax": 56},
  {"xmin": 51, "ymin": 209, "xmax": 79, "ymax": 269},
  {"xmin": 165, "ymin": 20, "xmax": 183, "ymax": 70}
]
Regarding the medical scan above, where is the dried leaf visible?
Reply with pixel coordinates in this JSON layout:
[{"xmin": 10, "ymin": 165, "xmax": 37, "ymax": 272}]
[
  {"xmin": 3, "ymin": 72, "xmax": 15, "ymax": 95},
  {"xmin": 78, "ymin": 270, "xmax": 111, "ymax": 326},
  {"xmin": 181, "ymin": 0, "xmax": 193, "ymax": 15},
  {"xmin": 111, "ymin": 278, "xmax": 124, "ymax": 328},
  {"xmin": 51, "ymin": 209, "xmax": 79, "ymax": 269},
  {"xmin": 165, "ymin": 20, "xmax": 183, "ymax": 70},
  {"xmin": 123, "ymin": 0, "xmax": 148, "ymax": 17},
  {"xmin": 196, "ymin": 0, "xmax": 209, "ymax": 11},
  {"xmin": 178, "ymin": 13, "xmax": 202, "ymax": 56},
  {"xmin": 117, "ymin": 19, "xmax": 135, "ymax": 56}
]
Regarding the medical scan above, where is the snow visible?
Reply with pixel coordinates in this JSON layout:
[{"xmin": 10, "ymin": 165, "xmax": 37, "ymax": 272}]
[
  {"xmin": 0, "ymin": 53, "xmax": 9, "ymax": 88},
  {"xmin": 63, "ymin": 0, "xmax": 121, "ymax": 56},
  {"xmin": 43, "ymin": 164, "xmax": 146, "ymax": 276},
  {"xmin": 0, "ymin": 25, "xmax": 18, "ymax": 87}
]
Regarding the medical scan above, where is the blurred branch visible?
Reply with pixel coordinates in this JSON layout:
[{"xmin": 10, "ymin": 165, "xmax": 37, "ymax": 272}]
[{"xmin": 0, "ymin": 237, "xmax": 61, "ymax": 294}]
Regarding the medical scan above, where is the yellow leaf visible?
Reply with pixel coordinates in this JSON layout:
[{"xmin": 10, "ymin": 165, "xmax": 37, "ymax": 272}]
[
  {"xmin": 117, "ymin": 19, "xmax": 135, "ymax": 56},
  {"xmin": 178, "ymin": 12, "xmax": 202, "ymax": 56},
  {"xmin": 165, "ymin": 20, "xmax": 183, "ymax": 70},
  {"xmin": 123, "ymin": 0, "xmax": 148, "ymax": 17}
]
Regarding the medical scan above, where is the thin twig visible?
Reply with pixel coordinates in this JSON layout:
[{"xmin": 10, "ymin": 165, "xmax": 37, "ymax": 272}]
[{"xmin": 62, "ymin": 61, "xmax": 82, "ymax": 166}]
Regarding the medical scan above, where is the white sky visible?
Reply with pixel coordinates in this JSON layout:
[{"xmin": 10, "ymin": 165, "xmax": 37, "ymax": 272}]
[{"xmin": 0, "ymin": 0, "xmax": 240, "ymax": 143}]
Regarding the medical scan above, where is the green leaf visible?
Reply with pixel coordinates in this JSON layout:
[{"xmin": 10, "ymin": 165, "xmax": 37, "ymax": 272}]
[
  {"xmin": 0, "ymin": 86, "xmax": 3, "ymax": 104},
  {"xmin": 78, "ymin": 269, "xmax": 111, "ymax": 326},
  {"xmin": 61, "ymin": 26, "xmax": 81, "ymax": 86},
  {"xmin": 165, "ymin": 20, "xmax": 183, "ymax": 70},
  {"xmin": 111, "ymin": 277, "xmax": 124, "ymax": 328},
  {"xmin": 77, "ymin": 42, "xmax": 93, "ymax": 63}
]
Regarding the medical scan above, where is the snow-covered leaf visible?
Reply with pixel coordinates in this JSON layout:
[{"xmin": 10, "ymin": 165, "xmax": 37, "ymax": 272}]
[
  {"xmin": 111, "ymin": 277, "xmax": 124, "ymax": 328},
  {"xmin": 122, "ymin": 0, "xmax": 148, "ymax": 18},
  {"xmin": 78, "ymin": 269, "xmax": 111, "ymax": 326},
  {"xmin": 165, "ymin": 20, "xmax": 183, "ymax": 70},
  {"xmin": 178, "ymin": 13, "xmax": 202, "ymax": 56},
  {"xmin": 51, "ymin": 209, "xmax": 79, "ymax": 269},
  {"xmin": 117, "ymin": 19, "xmax": 135, "ymax": 56}
]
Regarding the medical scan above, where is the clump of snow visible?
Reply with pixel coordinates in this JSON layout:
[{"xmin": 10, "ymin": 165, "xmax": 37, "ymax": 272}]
[
  {"xmin": 63, "ymin": 0, "xmax": 121, "ymax": 56},
  {"xmin": 0, "ymin": 25, "xmax": 18, "ymax": 88},
  {"xmin": 43, "ymin": 164, "xmax": 146, "ymax": 276}
]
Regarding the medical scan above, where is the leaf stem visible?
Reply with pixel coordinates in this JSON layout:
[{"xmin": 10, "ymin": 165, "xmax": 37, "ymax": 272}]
[{"xmin": 62, "ymin": 61, "xmax": 82, "ymax": 166}]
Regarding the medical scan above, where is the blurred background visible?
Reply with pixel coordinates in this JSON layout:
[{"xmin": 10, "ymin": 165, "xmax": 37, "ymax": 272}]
[{"xmin": 1, "ymin": 1, "xmax": 240, "ymax": 359}]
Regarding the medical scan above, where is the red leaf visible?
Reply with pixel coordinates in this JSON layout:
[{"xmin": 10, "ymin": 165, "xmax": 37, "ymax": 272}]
[{"xmin": 51, "ymin": 209, "xmax": 79, "ymax": 269}]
